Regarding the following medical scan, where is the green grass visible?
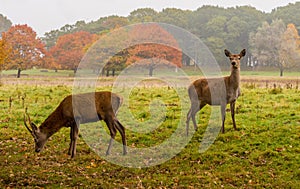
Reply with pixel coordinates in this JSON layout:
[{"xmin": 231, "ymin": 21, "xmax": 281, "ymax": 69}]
[
  {"xmin": 0, "ymin": 78, "xmax": 299, "ymax": 188},
  {"xmin": 1, "ymin": 69, "xmax": 76, "ymax": 77},
  {"xmin": 2, "ymin": 68, "xmax": 300, "ymax": 78}
]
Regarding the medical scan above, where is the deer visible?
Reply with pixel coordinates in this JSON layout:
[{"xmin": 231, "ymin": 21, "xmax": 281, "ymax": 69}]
[
  {"xmin": 24, "ymin": 91, "xmax": 127, "ymax": 158},
  {"xmin": 186, "ymin": 49, "xmax": 246, "ymax": 135}
]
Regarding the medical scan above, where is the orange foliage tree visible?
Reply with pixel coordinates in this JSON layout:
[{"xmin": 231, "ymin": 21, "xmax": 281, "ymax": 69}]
[
  {"xmin": 126, "ymin": 24, "xmax": 182, "ymax": 76},
  {"xmin": 127, "ymin": 43, "xmax": 182, "ymax": 76},
  {"xmin": 279, "ymin": 23, "xmax": 300, "ymax": 74},
  {"xmin": 49, "ymin": 31, "xmax": 98, "ymax": 72},
  {"xmin": 79, "ymin": 24, "xmax": 182, "ymax": 77},
  {"xmin": 2, "ymin": 24, "xmax": 47, "ymax": 77},
  {"xmin": 0, "ymin": 38, "xmax": 11, "ymax": 71}
]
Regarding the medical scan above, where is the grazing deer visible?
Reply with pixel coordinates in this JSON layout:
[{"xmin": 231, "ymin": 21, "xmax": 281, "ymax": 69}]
[
  {"xmin": 186, "ymin": 49, "xmax": 246, "ymax": 135},
  {"xmin": 24, "ymin": 91, "xmax": 127, "ymax": 158}
]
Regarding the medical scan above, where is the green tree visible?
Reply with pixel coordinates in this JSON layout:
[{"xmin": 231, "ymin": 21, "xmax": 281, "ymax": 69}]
[
  {"xmin": 191, "ymin": 6, "xmax": 265, "ymax": 67},
  {"xmin": 251, "ymin": 19, "xmax": 286, "ymax": 67},
  {"xmin": 79, "ymin": 27, "xmax": 130, "ymax": 76},
  {"xmin": 270, "ymin": 2, "xmax": 300, "ymax": 30},
  {"xmin": 128, "ymin": 8, "xmax": 158, "ymax": 23},
  {"xmin": 227, "ymin": 6, "xmax": 265, "ymax": 50},
  {"xmin": 190, "ymin": 6, "xmax": 227, "ymax": 37},
  {"xmin": 156, "ymin": 8, "xmax": 192, "ymax": 29},
  {"xmin": 0, "ymin": 14, "xmax": 12, "ymax": 37}
]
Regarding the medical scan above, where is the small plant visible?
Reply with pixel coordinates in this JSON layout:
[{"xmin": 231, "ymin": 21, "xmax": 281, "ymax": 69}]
[{"xmin": 269, "ymin": 86, "xmax": 283, "ymax": 94}]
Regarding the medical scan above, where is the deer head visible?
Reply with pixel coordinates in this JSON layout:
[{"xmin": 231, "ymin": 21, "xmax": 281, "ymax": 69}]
[
  {"xmin": 24, "ymin": 111, "xmax": 47, "ymax": 153},
  {"xmin": 225, "ymin": 49, "xmax": 246, "ymax": 69}
]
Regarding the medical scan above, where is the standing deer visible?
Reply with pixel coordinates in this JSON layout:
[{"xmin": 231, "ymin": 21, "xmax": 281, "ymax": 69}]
[
  {"xmin": 186, "ymin": 49, "xmax": 246, "ymax": 135},
  {"xmin": 24, "ymin": 91, "xmax": 127, "ymax": 158}
]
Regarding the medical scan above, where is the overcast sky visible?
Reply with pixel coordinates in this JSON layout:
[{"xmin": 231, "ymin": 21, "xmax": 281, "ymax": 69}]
[{"xmin": 0, "ymin": 0, "xmax": 298, "ymax": 36}]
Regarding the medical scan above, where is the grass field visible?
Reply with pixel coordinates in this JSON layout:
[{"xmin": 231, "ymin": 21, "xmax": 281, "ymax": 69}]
[
  {"xmin": 0, "ymin": 74, "xmax": 299, "ymax": 188},
  {"xmin": 1, "ymin": 68, "xmax": 300, "ymax": 77}
]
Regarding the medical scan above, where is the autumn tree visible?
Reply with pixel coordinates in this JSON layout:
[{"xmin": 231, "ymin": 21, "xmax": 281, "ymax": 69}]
[
  {"xmin": 278, "ymin": 23, "xmax": 300, "ymax": 75},
  {"xmin": 49, "ymin": 31, "xmax": 98, "ymax": 72},
  {"xmin": 0, "ymin": 38, "xmax": 10, "ymax": 71},
  {"xmin": 126, "ymin": 43, "xmax": 182, "ymax": 76},
  {"xmin": 126, "ymin": 24, "xmax": 182, "ymax": 76},
  {"xmin": 2, "ymin": 24, "xmax": 47, "ymax": 78},
  {"xmin": 250, "ymin": 20, "xmax": 300, "ymax": 76}
]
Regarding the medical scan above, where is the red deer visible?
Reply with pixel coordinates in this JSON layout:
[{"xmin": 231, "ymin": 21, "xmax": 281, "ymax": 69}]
[
  {"xmin": 24, "ymin": 91, "xmax": 127, "ymax": 158},
  {"xmin": 186, "ymin": 49, "xmax": 246, "ymax": 135}
]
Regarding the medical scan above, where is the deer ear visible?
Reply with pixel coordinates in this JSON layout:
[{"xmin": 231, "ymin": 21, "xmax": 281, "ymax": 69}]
[
  {"xmin": 224, "ymin": 49, "xmax": 231, "ymax": 57},
  {"xmin": 240, "ymin": 49, "xmax": 246, "ymax": 57}
]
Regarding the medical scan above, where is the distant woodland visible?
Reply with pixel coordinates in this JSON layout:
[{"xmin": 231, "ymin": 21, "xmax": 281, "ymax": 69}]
[{"xmin": 1, "ymin": 3, "xmax": 300, "ymax": 77}]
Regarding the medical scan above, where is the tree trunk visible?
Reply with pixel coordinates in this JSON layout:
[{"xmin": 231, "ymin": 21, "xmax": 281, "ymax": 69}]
[
  {"xmin": 17, "ymin": 68, "xmax": 21, "ymax": 78},
  {"xmin": 280, "ymin": 68, "xmax": 284, "ymax": 77},
  {"xmin": 149, "ymin": 66, "xmax": 154, "ymax": 77},
  {"xmin": 112, "ymin": 69, "xmax": 115, "ymax": 77}
]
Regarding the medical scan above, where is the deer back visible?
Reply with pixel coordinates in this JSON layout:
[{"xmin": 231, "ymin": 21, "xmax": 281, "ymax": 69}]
[
  {"xmin": 69, "ymin": 92, "xmax": 122, "ymax": 123},
  {"xmin": 189, "ymin": 77, "xmax": 227, "ymax": 105}
]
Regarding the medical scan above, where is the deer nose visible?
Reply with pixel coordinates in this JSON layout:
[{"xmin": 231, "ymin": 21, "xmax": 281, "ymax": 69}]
[
  {"xmin": 231, "ymin": 62, "xmax": 237, "ymax": 66},
  {"xmin": 35, "ymin": 148, "xmax": 41, "ymax": 153}
]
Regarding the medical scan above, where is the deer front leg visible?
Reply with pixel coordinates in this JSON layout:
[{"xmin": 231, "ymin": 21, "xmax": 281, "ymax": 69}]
[
  {"xmin": 221, "ymin": 103, "xmax": 226, "ymax": 133},
  {"xmin": 68, "ymin": 125, "xmax": 74, "ymax": 155},
  {"xmin": 70, "ymin": 119, "xmax": 80, "ymax": 158},
  {"xmin": 186, "ymin": 108, "xmax": 192, "ymax": 136},
  {"xmin": 230, "ymin": 101, "xmax": 237, "ymax": 130}
]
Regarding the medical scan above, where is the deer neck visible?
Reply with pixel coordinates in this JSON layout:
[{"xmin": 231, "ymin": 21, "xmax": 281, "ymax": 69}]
[
  {"xmin": 229, "ymin": 67, "xmax": 240, "ymax": 90},
  {"xmin": 39, "ymin": 111, "xmax": 66, "ymax": 139}
]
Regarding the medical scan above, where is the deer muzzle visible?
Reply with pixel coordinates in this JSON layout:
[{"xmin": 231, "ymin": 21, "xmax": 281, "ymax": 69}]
[{"xmin": 35, "ymin": 148, "xmax": 41, "ymax": 153}]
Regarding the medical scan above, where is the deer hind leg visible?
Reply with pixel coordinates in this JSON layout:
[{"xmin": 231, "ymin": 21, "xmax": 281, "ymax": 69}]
[
  {"xmin": 105, "ymin": 118, "xmax": 117, "ymax": 155},
  {"xmin": 186, "ymin": 102, "xmax": 205, "ymax": 136},
  {"xmin": 114, "ymin": 118, "xmax": 127, "ymax": 155},
  {"xmin": 186, "ymin": 104, "xmax": 199, "ymax": 136},
  {"xmin": 230, "ymin": 101, "xmax": 237, "ymax": 130}
]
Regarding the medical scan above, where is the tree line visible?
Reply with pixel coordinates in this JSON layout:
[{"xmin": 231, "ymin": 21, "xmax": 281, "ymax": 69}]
[{"xmin": 1, "ymin": 3, "xmax": 300, "ymax": 77}]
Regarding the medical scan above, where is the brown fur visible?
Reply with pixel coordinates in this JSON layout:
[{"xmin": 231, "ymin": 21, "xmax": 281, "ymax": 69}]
[
  {"xmin": 24, "ymin": 91, "xmax": 127, "ymax": 158},
  {"xmin": 186, "ymin": 49, "xmax": 246, "ymax": 135}
]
